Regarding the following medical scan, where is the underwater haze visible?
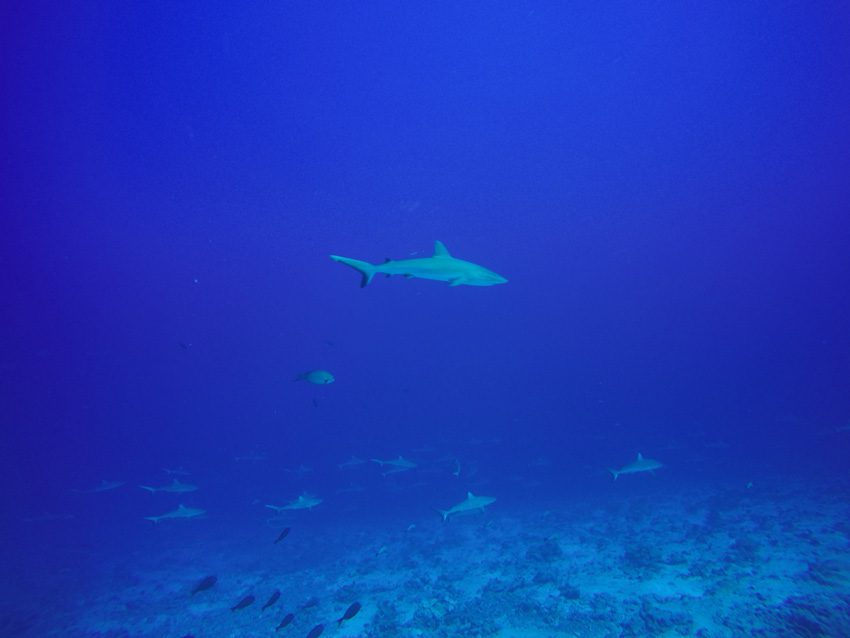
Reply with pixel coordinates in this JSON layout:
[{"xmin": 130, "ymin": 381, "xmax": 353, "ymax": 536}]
[{"xmin": 2, "ymin": 2, "xmax": 850, "ymax": 637}]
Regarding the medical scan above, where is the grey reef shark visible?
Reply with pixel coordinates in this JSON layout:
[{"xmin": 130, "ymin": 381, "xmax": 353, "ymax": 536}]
[
  {"xmin": 338, "ymin": 456, "xmax": 367, "ymax": 470},
  {"xmin": 139, "ymin": 479, "xmax": 199, "ymax": 493},
  {"xmin": 371, "ymin": 455, "xmax": 417, "ymax": 475},
  {"xmin": 609, "ymin": 452, "xmax": 664, "ymax": 480},
  {"xmin": 71, "ymin": 480, "xmax": 124, "ymax": 493},
  {"xmin": 439, "ymin": 491, "xmax": 496, "ymax": 521},
  {"xmin": 266, "ymin": 493, "xmax": 323, "ymax": 512},
  {"xmin": 144, "ymin": 504, "xmax": 206, "ymax": 523},
  {"xmin": 330, "ymin": 241, "xmax": 507, "ymax": 288}
]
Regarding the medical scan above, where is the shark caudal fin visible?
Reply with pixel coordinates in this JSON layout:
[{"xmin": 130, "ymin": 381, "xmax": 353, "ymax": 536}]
[
  {"xmin": 609, "ymin": 469, "xmax": 619, "ymax": 480},
  {"xmin": 139, "ymin": 485, "xmax": 157, "ymax": 492},
  {"xmin": 330, "ymin": 255, "xmax": 377, "ymax": 288},
  {"xmin": 438, "ymin": 509, "xmax": 450, "ymax": 522},
  {"xmin": 144, "ymin": 516, "xmax": 160, "ymax": 523}
]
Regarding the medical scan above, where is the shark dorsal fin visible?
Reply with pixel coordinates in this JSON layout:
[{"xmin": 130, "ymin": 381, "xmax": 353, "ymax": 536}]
[
  {"xmin": 434, "ymin": 240, "xmax": 451, "ymax": 257},
  {"xmin": 637, "ymin": 453, "xmax": 643, "ymax": 460},
  {"xmin": 467, "ymin": 491, "xmax": 475, "ymax": 499}
]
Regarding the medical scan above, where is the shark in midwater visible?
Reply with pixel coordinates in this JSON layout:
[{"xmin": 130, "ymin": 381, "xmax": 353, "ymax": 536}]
[
  {"xmin": 162, "ymin": 466, "xmax": 191, "ymax": 476},
  {"xmin": 144, "ymin": 504, "xmax": 206, "ymax": 523},
  {"xmin": 72, "ymin": 480, "xmax": 124, "ymax": 493},
  {"xmin": 266, "ymin": 493, "xmax": 323, "ymax": 512},
  {"xmin": 439, "ymin": 491, "xmax": 496, "ymax": 521},
  {"xmin": 609, "ymin": 453, "xmax": 663, "ymax": 479},
  {"xmin": 139, "ymin": 479, "xmax": 198, "ymax": 493},
  {"xmin": 338, "ymin": 456, "xmax": 367, "ymax": 470},
  {"xmin": 330, "ymin": 241, "xmax": 507, "ymax": 288},
  {"xmin": 371, "ymin": 456, "xmax": 417, "ymax": 475}
]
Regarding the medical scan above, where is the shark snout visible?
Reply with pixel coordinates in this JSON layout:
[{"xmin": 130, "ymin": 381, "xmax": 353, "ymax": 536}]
[{"xmin": 479, "ymin": 271, "xmax": 508, "ymax": 285}]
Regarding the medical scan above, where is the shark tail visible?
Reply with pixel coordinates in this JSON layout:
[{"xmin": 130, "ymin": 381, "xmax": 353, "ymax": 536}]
[
  {"xmin": 139, "ymin": 485, "xmax": 157, "ymax": 492},
  {"xmin": 438, "ymin": 509, "xmax": 450, "ymax": 522},
  {"xmin": 330, "ymin": 255, "xmax": 377, "ymax": 288},
  {"xmin": 144, "ymin": 516, "xmax": 160, "ymax": 523},
  {"xmin": 609, "ymin": 469, "xmax": 619, "ymax": 480}
]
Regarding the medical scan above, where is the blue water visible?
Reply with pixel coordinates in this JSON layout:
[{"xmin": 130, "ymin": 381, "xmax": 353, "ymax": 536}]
[{"xmin": 2, "ymin": 3, "xmax": 849, "ymax": 637}]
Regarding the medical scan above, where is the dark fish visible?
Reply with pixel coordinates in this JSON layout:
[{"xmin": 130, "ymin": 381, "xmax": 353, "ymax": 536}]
[
  {"xmin": 274, "ymin": 527, "xmax": 291, "ymax": 544},
  {"xmin": 300, "ymin": 596, "xmax": 319, "ymax": 609},
  {"xmin": 336, "ymin": 601, "xmax": 362, "ymax": 625},
  {"xmin": 190, "ymin": 575, "xmax": 217, "ymax": 595},
  {"xmin": 262, "ymin": 589, "xmax": 281, "ymax": 611},
  {"xmin": 275, "ymin": 612, "xmax": 295, "ymax": 631},
  {"xmin": 305, "ymin": 624, "xmax": 324, "ymax": 638},
  {"xmin": 231, "ymin": 594, "xmax": 255, "ymax": 611}
]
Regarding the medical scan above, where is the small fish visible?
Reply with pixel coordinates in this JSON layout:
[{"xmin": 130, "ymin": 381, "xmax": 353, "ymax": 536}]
[
  {"xmin": 336, "ymin": 601, "xmax": 362, "ymax": 626},
  {"xmin": 191, "ymin": 575, "xmax": 217, "ymax": 595},
  {"xmin": 274, "ymin": 527, "xmax": 291, "ymax": 544},
  {"xmin": 305, "ymin": 624, "xmax": 324, "ymax": 638},
  {"xmin": 300, "ymin": 596, "xmax": 319, "ymax": 609},
  {"xmin": 295, "ymin": 369, "xmax": 334, "ymax": 385},
  {"xmin": 275, "ymin": 613, "xmax": 295, "ymax": 631},
  {"xmin": 262, "ymin": 590, "xmax": 281, "ymax": 611},
  {"xmin": 231, "ymin": 594, "xmax": 255, "ymax": 611}
]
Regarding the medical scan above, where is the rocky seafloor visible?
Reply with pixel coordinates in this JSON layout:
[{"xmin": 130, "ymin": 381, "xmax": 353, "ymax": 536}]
[{"xmin": 3, "ymin": 478, "xmax": 849, "ymax": 637}]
